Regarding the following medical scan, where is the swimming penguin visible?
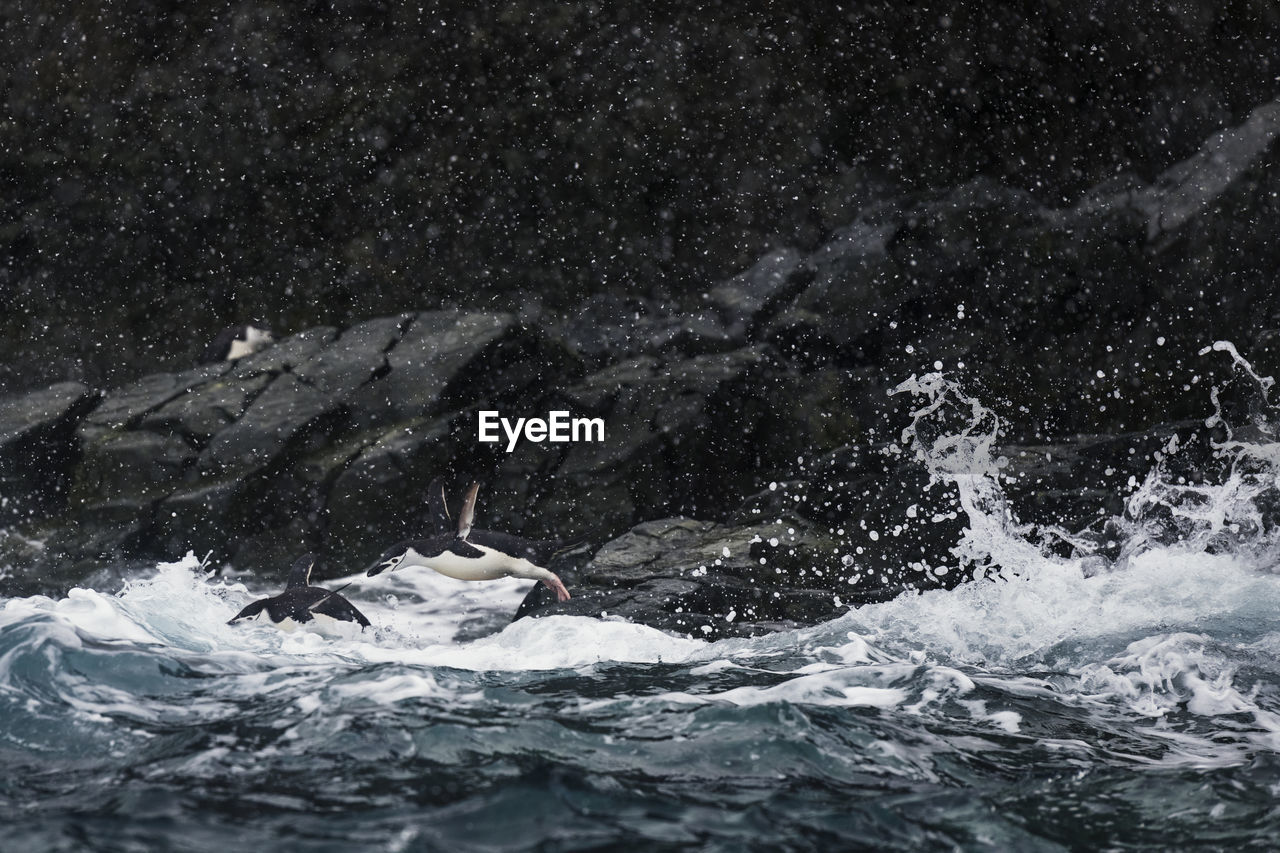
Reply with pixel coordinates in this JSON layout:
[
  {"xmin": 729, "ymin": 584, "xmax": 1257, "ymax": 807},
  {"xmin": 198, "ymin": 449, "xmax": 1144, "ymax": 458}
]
[
  {"xmin": 367, "ymin": 483, "xmax": 572, "ymax": 602},
  {"xmin": 228, "ymin": 553, "xmax": 371, "ymax": 633},
  {"xmin": 199, "ymin": 324, "xmax": 275, "ymax": 364}
]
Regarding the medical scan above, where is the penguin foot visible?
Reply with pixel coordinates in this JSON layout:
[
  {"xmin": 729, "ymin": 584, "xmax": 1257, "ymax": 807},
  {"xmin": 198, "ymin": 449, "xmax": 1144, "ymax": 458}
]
[{"xmin": 544, "ymin": 574, "xmax": 571, "ymax": 602}]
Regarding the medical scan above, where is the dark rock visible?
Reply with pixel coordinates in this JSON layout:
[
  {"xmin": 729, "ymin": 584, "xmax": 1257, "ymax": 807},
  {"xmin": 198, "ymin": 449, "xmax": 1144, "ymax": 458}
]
[
  {"xmin": 4, "ymin": 91, "xmax": 1279, "ymax": 627},
  {"xmin": 1125, "ymin": 97, "xmax": 1280, "ymax": 242},
  {"xmin": 10, "ymin": 311, "xmax": 585, "ymax": 584},
  {"xmin": 514, "ymin": 513, "xmax": 953, "ymax": 640},
  {"xmin": 194, "ymin": 317, "xmax": 400, "ymax": 482},
  {"xmin": 552, "ymin": 294, "xmax": 736, "ymax": 369},
  {"xmin": 368, "ymin": 311, "xmax": 518, "ymax": 420},
  {"xmin": 55, "ymin": 329, "xmax": 335, "ymax": 569},
  {"xmin": 0, "ymin": 381, "xmax": 100, "ymax": 523},
  {"xmin": 996, "ymin": 422, "xmax": 1207, "ymax": 536},
  {"xmin": 0, "ymin": 382, "xmax": 98, "ymax": 446},
  {"xmin": 706, "ymin": 248, "xmax": 813, "ymax": 342},
  {"xmin": 321, "ymin": 312, "xmax": 585, "ymax": 569},
  {"xmin": 515, "ymin": 348, "xmax": 783, "ymax": 541},
  {"xmin": 10, "ymin": 3, "xmax": 1280, "ymax": 398},
  {"xmin": 766, "ymin": 97, "xmax": 1280, "ymax": 433},
  {"xmin": 513, "ymin": 415, "xmax": 1230, "ymax": 641},
  {"xmin": 515, "ymin": 518, "xmax": 842, "ymax": 639},
  {"xmin": 738, "ymin": 443, "xmax": 973, "ymax": 595}
]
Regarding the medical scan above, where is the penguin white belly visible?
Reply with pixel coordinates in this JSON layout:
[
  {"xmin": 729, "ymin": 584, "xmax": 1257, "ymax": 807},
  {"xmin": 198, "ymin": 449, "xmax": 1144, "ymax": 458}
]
[
  {"xmin": 226, "ymin": 339, "xmax": 257, "ymax": 360},
  {"xmin": 253, "ymin": 612, "xmax": 302, "ymax": 633},
  {"xmin": 411, "ymin": 544, "xmax": 526, "ymax": 582},
  {"xmin": 238, "ymin": 610, "xmax": 353, "ymax": 636},
  {"xmin": 307, "ymin": 612, "xmax": 364, "ymax": 638}
]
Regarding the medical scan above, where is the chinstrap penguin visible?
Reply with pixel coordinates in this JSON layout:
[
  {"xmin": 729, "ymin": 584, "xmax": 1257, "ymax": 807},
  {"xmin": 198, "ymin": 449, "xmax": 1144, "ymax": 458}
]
[
  {"xmin": 366, "ymin": 482, "xmax": 572, "ymax": 602},
  {"xmin": 229, "ymin": 553, "xmax": 371, "ymax": 633},
  {"xmin": 199, "ymin": 324, "xmax": 276, "ymax": 364}
]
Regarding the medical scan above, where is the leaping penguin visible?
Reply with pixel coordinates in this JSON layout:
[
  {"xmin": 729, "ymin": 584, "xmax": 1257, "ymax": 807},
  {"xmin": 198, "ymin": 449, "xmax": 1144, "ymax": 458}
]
[
  {"xmin": 366, "ymin": 483, "xmax": 572, "ymax": 602},
  {"xmin": 199, "ymin": 324, "xmax": 276, "ymax": 364},
  {"xmin": 229, "ymin": 553, "xmax": 371, "ymax": 633}
]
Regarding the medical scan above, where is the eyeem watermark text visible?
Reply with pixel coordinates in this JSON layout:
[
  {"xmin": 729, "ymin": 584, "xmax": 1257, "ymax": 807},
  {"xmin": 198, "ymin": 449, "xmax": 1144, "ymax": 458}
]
[{"xmin": 478, "ymin": 410, "xmax": 605, "ymax": 452}]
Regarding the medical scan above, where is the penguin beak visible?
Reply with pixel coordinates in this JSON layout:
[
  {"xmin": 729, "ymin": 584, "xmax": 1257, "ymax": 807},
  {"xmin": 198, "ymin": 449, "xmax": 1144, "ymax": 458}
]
[{"xmin": 366, "ymin": 557, "xmax": 396, "ymax": 577}]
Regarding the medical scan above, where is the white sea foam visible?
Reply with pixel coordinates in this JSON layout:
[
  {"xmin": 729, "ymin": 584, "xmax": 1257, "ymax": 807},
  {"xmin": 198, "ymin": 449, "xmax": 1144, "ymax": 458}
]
[
  {"xmin": 1, "ymin": 531, "xmax": 1277, "ymax": 749},
  {"xmin": 3, "ymin": 554, "xmax": 709, "ymax": 678},
  {"xmin": 839, "ymin": 547, "xmax": 1280, "ymax": 667}
]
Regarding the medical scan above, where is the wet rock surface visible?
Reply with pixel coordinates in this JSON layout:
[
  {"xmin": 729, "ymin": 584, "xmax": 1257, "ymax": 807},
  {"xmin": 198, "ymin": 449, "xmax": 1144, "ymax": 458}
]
[
  {"xmin": 515, "ymin": 516, "xmax": 925, "ymax": 641},
  {"xmin": 0, "ymin": 382, "xmax": 101, "ymax": 524}
]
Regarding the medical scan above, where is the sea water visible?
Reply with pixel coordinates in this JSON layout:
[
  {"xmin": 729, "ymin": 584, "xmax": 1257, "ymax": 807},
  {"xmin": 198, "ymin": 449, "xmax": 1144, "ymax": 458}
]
[{"xmin": 4, "ymin": 354, "xmax": 1280, "ymax": 850}]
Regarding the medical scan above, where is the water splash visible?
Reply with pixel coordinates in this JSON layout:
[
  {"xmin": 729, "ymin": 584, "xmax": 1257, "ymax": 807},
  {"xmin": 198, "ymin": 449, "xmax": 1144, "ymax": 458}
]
[
  {"xmin": 1118, "ymin": 343, "xmax": 1280, "ymax": 568},
  {"xmin": 890, "ymin": 372, "xmax": 1053, "ymax": 580},
  {"xmin": 855, "ymin": 350, "xmax": 1280, "ymax": 750}
]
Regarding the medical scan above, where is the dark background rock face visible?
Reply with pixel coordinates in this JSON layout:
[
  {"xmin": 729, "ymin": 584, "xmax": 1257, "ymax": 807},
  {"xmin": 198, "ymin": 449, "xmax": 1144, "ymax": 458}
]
[
  {"xmin": 5, "ymin": 1, "xmax": 1280, "ymax": 399},
  {"xmin": 4, "ymin": 4, "xmax": 1280, "ymax": 635}
]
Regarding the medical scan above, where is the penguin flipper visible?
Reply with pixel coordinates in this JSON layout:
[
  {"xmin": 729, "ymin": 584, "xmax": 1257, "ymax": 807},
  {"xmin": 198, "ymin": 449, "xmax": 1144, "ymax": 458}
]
[
  {"xmin": 331, "ymin": 597, "xmax": 371, "ymax": 628},
  {"xmin": 285, "ymin": 554, "xmax": 317, "ymax": 589},
  {"xmin": 457, "ymin": 483, "xmax": 480, "ymax": 540},
  {"xmin": 308, "ymin": 586, "xmax": 371, "ymax": 628},
  {"xmin": 426, "ymin": 476, "xmax": 452, "ymax": 533}
]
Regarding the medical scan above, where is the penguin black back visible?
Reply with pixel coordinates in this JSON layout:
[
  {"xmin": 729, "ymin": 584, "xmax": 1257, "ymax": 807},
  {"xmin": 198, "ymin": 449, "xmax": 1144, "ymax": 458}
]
[
  {"xmin": 363, "ymin": 483, "xmax": 573, "ymax": 602},
  {"xmin": 229, "ymin": 553, "xmax": 370, "ymax": 631}
]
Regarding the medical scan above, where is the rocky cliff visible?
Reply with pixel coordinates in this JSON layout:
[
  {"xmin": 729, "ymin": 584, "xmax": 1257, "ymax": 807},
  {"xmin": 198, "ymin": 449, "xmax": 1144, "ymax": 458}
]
[{"xmin": 5, "ymin": 93, "xmax": 1278, "ymax": 636}]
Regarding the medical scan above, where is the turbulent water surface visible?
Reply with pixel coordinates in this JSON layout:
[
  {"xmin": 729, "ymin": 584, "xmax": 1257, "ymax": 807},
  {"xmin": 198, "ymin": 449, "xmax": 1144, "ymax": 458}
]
[{"xmin": 6, "ymin": 367, "xmax": 1280, "ymax": 851}]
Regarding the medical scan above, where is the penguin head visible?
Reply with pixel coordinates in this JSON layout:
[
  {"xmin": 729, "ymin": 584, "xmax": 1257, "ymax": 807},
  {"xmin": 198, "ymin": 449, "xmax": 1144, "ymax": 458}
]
[
  {"xmin": 227, "ymin": 598, "xmax": 270, "ymax": 625},
  {"xmin": 367, "ymin": 544, "xmax": 410, "ymax": 577}
]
